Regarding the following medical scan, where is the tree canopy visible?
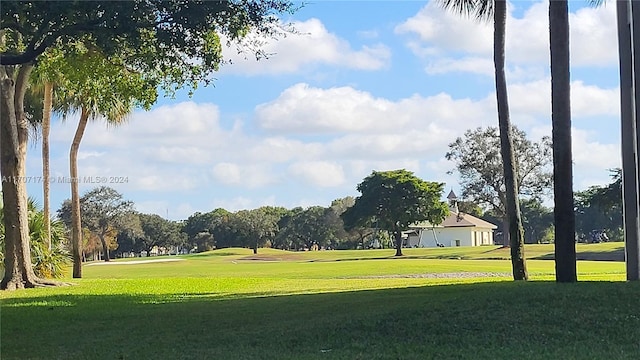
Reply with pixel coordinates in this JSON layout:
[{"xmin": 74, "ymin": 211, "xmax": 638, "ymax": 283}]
[{"xmin": 342, "ymin": 170, "xmax": 449, "ymax": 256}]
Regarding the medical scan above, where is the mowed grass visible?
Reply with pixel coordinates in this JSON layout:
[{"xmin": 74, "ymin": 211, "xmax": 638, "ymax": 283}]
[{"xmin": 1, "ymin": 243, "xmax": 638, "ymax": 359}]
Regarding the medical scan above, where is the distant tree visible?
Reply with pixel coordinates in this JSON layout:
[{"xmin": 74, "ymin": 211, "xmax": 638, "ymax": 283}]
[
  {"xmin": 138, "ymin": 214, "xmax": 186, "ymax": 255},
  {"xmin": 456, "ymin": 200, "xmax": 484, "ymax": 218},
  {"xmin": 275, "ymin": 206, "xmax": 337, "ymax": 250},
  {"xmin": 446, "ymin": 126, "xmax": 552, "ymax": 244},
  {"xmin": 520, "ymin": 198, "xmax": 554, "ymax": 244},
  {"xmin": 72, "ymin": 187, "xmax": 135, "ymax": 262},
  {"xmin": 232, "ymin": 206, "xmax": 287, "ymax": 254},
  {"xmin": 182, "ymin": 208, "xmax": 232, "ymax": 251},
  {"xmin": 575, "ymin": 169, "xmax": 623, "ymax": 240},
  {"xmin": 342, "ymin": 170, "xmax": 449, "ymax": 256}
]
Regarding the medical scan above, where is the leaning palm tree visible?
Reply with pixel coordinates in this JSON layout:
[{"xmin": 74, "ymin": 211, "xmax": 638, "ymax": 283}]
[
  {"xmin": 439, "ymin": 0, "xmax": 527, "ymax": 280},
  {"xmin": 63, "ymin": 98, "xmax": 131, "ymax": 269},
  {"xmin": 55, "ymin": 44, "xmax": 156, "ymax": 277}
]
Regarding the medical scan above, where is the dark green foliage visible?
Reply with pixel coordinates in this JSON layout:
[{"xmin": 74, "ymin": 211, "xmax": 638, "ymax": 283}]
[
  {"xmin": 342, "ymin": 170, "xmax": 449, "ymax": 256},
  {"xmin": 58, "ymin": 186, "xmax": 137, "ymax": 260},
  {"xmin": 274, "ymin": 206, "xmax": 339, "ymax": 250},
  {"xmin": 1, "ymin": 1, "xmax": 297, "ymax": 93},
  {"xmin": 138, "ymin": 213, "xmax": 186, "ymax": 253},
  {"xmin": 575, "ymin": 169, "xmax": 623, "ymax": 240},
  {"xmin": 182, "ymin": 208, "xmax": 232, "ymax": 250},
  {"xmin": 231, "ymin": 206, "xmax": 287, "ymax": 253},
  {"xmin": 520, "ymin": 198, "xmax": 554, "ymax": 244},
  {"xmin": 1, "ymin": 199, "xmax": 70, "ymax": 278}
]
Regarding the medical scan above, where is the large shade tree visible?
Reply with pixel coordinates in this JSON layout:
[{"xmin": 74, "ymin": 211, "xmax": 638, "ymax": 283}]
[
  {"xmin": 0, "ymin": 0, "xmax": 296, "ymax": 290},
  {"xmin": 79, "ymin": 187, "xmax": 136, "ymax": 263},
  {"xmin": 446, "ymin": 126, "xmax": 552, "ymax": 234},
  {"xmin": 342, "ymin": 170, "xmax": 449, "ymax": 257},
  {"xmin": 439, "ymin": 0, "xmax": 528, "ymax": 280}
]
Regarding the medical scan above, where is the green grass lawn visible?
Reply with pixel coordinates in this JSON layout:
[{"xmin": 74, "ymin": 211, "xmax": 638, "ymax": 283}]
[{"xmin": 1, "ymin": 244, "xmax": 638, "ymax": 359}]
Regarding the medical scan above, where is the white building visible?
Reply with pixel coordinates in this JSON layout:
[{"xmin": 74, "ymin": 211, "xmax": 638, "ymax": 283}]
[{"xmin": 405, "ymin": 190, "xmax": 497, "ymax": 248}]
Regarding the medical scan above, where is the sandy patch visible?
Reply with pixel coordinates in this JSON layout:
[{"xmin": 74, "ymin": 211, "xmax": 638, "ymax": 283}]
[
  {"xmin": 85, "ymin": 258, "xmax": 185, "ymax": 266},
  {"xmin": 353, "ymin": 272, "xmax": 512, "ymax": 279}
]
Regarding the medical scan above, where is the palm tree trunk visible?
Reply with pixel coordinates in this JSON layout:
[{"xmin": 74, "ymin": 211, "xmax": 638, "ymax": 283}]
[
  {"xmin": 70, "ymin": 107, "xmax": 90, "ymax": 278},
  {"xmin": 550, "ymin": 0, "xmax": 577, "ymax": 283},
  {"xmin": 42, "ymin": 81, "xmax": 53, "ymax": 251},
  {"xmin": 617, "ymin": 0, "xmax": 640, "ymax": 281},
  {"xmin": 494, "ymin": 0, "xmax": 528, "ymax": 280}
]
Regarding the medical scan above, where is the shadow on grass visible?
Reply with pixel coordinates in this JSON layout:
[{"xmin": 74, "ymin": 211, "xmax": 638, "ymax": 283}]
[
  {"xmin": 533, "ymin": 249, "xmax": 625, "ymax": 262},
  {"xmin": 2, "ymin": 281, "xmax": 640, "ymax": 359}
]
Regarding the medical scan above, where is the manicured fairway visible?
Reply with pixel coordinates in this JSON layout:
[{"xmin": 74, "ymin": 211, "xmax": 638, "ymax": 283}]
[{"xmin": 1, "ymin": 245, "xmax": 638, "ymax": 359}]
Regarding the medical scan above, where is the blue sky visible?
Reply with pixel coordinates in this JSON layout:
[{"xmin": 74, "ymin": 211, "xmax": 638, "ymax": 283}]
[{"xmin": 26, "ymin": 0, "xmax": 622, "ymax": 220}]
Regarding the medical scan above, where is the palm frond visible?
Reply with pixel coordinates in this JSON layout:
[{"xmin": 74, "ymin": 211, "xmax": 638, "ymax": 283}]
[{"xmin": 438, "ymin": 0, "xmax": 493, "ymax": 22}]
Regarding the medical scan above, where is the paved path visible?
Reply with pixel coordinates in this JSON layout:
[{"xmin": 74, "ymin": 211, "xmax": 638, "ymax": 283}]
[{"xmin": 85, "ymin": 258, "xmax": 185, "ymax": 266}]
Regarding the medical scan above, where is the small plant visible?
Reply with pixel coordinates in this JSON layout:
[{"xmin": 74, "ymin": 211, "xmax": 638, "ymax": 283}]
[{"xmin": 1, "ymin": 197, "xmax": 71, "ymax": 278}]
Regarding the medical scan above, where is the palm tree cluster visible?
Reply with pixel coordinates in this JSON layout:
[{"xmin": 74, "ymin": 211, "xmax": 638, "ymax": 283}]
[{"xmin": 27, "ymin": 43, "xmax": 156, "ymax": 278}]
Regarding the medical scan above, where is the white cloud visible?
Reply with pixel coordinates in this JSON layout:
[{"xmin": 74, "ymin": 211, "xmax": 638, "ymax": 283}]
[
  {"xmin": 221, "ymin": 18, "xmax": 391, "ymax": 75},
  {"xmin": 395, "ymin": 0, "xmax": 618, "ymax": 76},
  {"xmin": 211, "ymin": 162, "xmax": 277, "ymax": 188},
  {"xmin": 572, "ymin": 128, "xmax": 621, "ymax": 171},
  {"xmin": 425, "ymin": 57, "xmax": 494, "ymax": 76},
  {"xmin": 288, "ymin": 161, "xmax": 346, "ymax": 187},
  {"xmin": 255, "ymin": 83, "xmax": 495, "ymax": 135}
]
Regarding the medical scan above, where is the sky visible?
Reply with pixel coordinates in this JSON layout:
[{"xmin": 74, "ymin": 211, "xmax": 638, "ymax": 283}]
[{"xmin": 25, "ymin": 0, "xmax": 623, "ymax": 221}]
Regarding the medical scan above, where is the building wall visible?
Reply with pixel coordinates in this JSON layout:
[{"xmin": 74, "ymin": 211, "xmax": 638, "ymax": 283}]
[{"xmin": 418, "ymin": 227, "xmax": 494, "ymax": 247}]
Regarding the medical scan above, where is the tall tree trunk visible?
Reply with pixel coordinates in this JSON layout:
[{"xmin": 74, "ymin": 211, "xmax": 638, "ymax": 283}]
[
  {"xmin": 550, "ymin": 0, "xmax": 577, "ymax": 283},
  {"xmin": 1, "ymin": 64, "xmax": 37, "ymax": 289},
  {"xmin": 42, "ymin": 81, "xmax": 53, "ymax": 251},
  {"xmin": 494, "ymin": 0, "xmax": 528, "ymax": 280},
  {"xmin": 70, "ymin": 107, "xmax": 90, "ymax": 278},
  {"xmin": 98, "ymin": 233, "xmax": 110, "ymax": 262},
  {"xmin": 617, "ymin": 0, "xmax": 640, "ymax": 281},
  {"xmin": 1, "ymin": 65, "xmax": 57, "ymax": 290},
  {"xmin": 394, "ymin": 229, "xmax": 403, "ymax": 256}
]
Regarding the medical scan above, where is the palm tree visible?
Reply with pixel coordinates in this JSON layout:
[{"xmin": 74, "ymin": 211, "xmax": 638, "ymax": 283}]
[
  {"xmin": 29, "ymin": 69, "xmax": 57, "ymax": 252},
  {"xmin": 439, "ymin": 0, "xmax": 527, "ymax": 280},
  {"xmin": 59, "ymin": 96, "xmax": 132, "ymax": 275},
  {"xmin": 55, "ymin": 44, "xmax": 155, "ymax": 277},
  {"xmin": 550, "ymin": 1, "xmax": 576, "ymax": 282}
]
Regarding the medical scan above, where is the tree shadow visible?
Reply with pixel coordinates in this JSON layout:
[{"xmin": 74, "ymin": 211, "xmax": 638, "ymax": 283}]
[{"xmin": 2, "ymin": 281, "xmax": 640, "ymax": 359}]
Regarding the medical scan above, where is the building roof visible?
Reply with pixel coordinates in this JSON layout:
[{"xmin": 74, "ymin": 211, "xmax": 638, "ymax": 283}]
[
  {"xmin": 447, "ymin": 189, "xmax": 458, "ymax": 200},
  {"xmin": 411, "ymin": 212, "xmax": 498, "ymax": 230}
]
